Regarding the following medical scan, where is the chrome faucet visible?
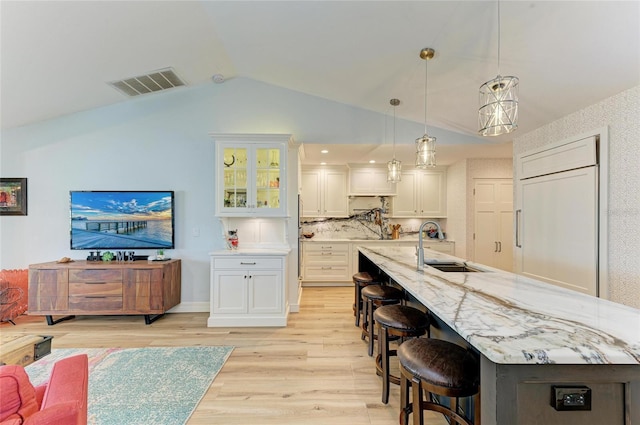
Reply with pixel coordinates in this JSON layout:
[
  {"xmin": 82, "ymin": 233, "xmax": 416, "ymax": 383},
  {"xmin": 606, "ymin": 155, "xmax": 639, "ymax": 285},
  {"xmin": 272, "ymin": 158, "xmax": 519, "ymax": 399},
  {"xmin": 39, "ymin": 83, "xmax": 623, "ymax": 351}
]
[{"xmin": 416, "ymin": 220, "xmax": 444, "ymax": 270}]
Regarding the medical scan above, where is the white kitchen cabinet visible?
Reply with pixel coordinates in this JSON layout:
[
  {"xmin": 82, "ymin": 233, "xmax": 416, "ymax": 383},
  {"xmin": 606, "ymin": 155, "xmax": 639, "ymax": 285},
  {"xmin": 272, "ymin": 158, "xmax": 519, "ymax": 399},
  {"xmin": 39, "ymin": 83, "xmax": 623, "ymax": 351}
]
[
  {"xmin": 213, "ymin": 134, "xmax": 289, "ymax": 217},
  {"xmin": 348, "ymin": 166, "xmax": 396, "ymax": 196},
  {"xmin": 302, "ymin": 241, "xmax": 351, "ymax": 285},
  {"xmin": 301, "ymin": 166, "xmax": 348, "ymax": 218},
  {"xmin": 392, "ymin": 168, "xmax": 446, "ymax": 217},
  {"xmin": 208, "ymin": 254, "xmax": 288, "ymax": 326},
  {"xmin": 474, "ymin": 179, "xmax": 513, "ymax": 272}
]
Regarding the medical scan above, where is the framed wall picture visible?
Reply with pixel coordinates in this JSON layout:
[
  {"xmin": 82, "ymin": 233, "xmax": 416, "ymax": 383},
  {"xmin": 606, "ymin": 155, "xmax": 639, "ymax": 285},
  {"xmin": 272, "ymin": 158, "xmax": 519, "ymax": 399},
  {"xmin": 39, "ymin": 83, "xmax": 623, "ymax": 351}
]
[{"xmin": 0, "ymin": 178, "xmax": 27, "ymax": 216}]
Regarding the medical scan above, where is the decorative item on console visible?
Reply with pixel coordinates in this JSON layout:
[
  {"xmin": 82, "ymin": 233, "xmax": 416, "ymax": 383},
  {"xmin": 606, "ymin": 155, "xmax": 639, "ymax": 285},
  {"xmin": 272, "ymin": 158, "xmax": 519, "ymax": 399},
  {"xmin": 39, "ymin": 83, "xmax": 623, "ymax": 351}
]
[
  {"xmin": 87, "ymin": 250, "xmax": 138, "ymax": 262},
  {"xmin": 227, "ymin": 229, "xmax": 239, "ymax": 250}
]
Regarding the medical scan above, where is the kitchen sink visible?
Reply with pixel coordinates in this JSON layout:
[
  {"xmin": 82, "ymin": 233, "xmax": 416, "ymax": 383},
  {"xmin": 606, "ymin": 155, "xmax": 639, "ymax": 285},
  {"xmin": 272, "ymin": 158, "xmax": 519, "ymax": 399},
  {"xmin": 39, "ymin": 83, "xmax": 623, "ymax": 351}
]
[{"xmin": 424, "ymin": 261, "xmax": 484, "ymax": 272}]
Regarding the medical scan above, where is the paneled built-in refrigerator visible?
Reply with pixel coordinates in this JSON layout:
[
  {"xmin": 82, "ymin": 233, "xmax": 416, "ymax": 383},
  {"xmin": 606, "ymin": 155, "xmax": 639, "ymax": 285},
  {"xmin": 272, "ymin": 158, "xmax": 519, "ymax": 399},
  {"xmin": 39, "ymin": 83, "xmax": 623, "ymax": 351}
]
[{"xmin": 515, "ymin": 135, "xmax": 599, "ymax": 296}]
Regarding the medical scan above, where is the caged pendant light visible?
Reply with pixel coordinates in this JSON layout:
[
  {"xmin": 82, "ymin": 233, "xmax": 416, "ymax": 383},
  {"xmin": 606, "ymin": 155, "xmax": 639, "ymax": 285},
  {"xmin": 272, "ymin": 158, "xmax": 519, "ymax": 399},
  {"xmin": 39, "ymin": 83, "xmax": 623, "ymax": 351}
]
[
  {"xmin": 416, "ymin": 48, "xmax": 436, "ymax": 168},
  {"xmin": 478, "ymin": 0, "xmax": 519, "ymax": 136},
  {"xmin": 387, "ymin": 98, "xmax": 402, "ymax": 183}
]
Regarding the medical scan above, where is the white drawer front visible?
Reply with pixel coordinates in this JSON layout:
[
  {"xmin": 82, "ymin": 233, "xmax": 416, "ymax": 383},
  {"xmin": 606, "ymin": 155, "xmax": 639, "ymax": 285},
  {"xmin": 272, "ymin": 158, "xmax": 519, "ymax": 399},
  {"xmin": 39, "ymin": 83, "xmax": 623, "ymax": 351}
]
[
  {"xmin": 304, "ymin": 243, "xmax": 349, "ymax": 252},
  {"xmin": 304, "ymin": 251, "xmax": 349, "ymax": 265},
  {"xmin": 213, "ymin": 257, "xmax": 283, "ymax": 270},
  {"xmin": 303, "ymin": 265, "xmax": 350, "ymax": 281}
]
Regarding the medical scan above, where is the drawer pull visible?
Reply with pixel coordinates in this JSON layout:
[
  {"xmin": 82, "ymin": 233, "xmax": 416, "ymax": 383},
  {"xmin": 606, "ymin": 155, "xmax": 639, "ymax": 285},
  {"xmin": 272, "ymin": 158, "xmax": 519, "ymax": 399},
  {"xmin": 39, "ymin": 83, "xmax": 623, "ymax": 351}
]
[
  {"xmin": 85, "ymin": 296, "xmax": 107, "ymax": 299},
  {"xmin": 85, "ymin": 281, "xmax": 107, "ymax": 284},
  {"xmin": 321, "ymin": 246, "xmax": 332, "ymax": 249},
  {"xmin": 240, "ymin": 262, "xmax": 257, "ymax": 265}
]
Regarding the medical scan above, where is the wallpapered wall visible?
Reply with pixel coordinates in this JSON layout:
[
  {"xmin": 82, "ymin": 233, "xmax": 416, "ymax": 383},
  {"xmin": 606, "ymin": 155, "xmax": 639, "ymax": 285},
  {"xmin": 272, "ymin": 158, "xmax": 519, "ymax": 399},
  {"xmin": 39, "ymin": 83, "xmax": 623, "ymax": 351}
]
[{"xmin": 513, "ymin": 85, "xmax": 640, "ymax": 309}]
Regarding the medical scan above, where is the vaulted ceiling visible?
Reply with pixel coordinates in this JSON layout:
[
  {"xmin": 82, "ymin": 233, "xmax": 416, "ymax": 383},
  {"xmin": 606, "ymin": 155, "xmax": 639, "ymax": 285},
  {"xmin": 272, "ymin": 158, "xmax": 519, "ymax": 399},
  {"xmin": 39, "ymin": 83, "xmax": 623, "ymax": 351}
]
[{"xmin": 2, "ymin": 1, "xmax": 639, "ymax": 150}]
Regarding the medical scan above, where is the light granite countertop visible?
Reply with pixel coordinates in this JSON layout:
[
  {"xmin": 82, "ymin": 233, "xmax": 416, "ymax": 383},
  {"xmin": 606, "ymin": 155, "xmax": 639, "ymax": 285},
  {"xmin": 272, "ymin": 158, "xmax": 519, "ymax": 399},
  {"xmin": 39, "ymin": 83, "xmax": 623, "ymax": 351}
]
[
  {"xmin": 358, "ymin": 246, "xmax": 640, "ymax": 365},
  {"xmin": 209, "ymin": 248, "xmax": 291, "ymax": 256},
  {"xmin": 301, "ymin": 237, "xmax": 453, "ymax": 243}
]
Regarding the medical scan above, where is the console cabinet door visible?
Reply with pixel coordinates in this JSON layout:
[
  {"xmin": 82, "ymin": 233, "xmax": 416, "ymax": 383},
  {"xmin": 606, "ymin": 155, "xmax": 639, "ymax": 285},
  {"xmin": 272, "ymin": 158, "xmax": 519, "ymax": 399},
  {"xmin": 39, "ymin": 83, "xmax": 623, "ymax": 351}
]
[
  {"xmin": 248, "ymin": 271, "xmax": 282, "ymax": 314},
  {"xmin": 123, "ymin": 268, "xmax": 164, "ymax": 312},
  {"xmin": 28, "ymin": 269, "xmax": 69, "ymax": 312},
  {"xmin": 211, "ymin": 270, "xmax": 248, "ymax": 314}
]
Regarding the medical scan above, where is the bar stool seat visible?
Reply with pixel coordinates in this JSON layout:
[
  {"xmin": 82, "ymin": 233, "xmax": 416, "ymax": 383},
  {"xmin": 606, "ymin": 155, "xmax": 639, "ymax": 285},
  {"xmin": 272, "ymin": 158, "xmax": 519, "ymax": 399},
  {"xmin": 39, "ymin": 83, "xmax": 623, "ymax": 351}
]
[
  {"xmin": 361, "ymin": 284, "xmax": 404, "ymax": 357},
  {"xmin": 398, "ymin": 338, "xmax": 480, "ymax": 425},
  {"xmin": 373, "ymin": 304, "xmax": 429, "ymax": 404},
  {"xmin": 352, "ymin": 272, "xmax": 382, "ymax": 327}
]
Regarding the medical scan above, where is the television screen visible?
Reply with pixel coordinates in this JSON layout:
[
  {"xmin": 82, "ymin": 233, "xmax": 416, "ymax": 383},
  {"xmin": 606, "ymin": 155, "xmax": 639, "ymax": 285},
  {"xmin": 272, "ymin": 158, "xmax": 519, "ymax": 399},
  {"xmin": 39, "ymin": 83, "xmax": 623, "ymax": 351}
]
[{"xmin": 70, "ymin": 191, "xmax": 175, "ymax": 250}]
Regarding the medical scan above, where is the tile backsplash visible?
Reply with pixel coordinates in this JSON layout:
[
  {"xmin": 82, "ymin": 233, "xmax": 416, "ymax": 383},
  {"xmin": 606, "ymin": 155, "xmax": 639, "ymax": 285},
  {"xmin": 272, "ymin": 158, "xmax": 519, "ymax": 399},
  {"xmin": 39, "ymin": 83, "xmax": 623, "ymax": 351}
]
[{"xmin": 301, "ymin": 196, "xmax": 447, "ymax": 240}]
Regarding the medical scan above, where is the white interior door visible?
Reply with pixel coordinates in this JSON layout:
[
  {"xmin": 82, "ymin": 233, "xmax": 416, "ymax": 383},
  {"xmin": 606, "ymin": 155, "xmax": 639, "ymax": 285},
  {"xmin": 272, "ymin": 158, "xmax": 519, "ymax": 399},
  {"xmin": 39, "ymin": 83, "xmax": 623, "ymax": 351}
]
[{"xmin": 474, "ymin": 179, "xmax": 513, "ymax": 271}]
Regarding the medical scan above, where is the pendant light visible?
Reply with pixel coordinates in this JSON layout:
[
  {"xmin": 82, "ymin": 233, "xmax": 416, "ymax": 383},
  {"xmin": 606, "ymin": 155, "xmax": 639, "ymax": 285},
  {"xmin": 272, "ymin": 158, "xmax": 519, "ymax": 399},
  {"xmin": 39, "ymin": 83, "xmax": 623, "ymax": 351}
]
[
  {"xmin": 416, "ymin": 48, "xmax": 436, "ymax": 168},
  {"xmin": 478, "ymin": 0, "xmax": 519, "ymax": 136},
  {"xmin": 387, "ymin": 98, "xmax": 402, "ymax": 183}
]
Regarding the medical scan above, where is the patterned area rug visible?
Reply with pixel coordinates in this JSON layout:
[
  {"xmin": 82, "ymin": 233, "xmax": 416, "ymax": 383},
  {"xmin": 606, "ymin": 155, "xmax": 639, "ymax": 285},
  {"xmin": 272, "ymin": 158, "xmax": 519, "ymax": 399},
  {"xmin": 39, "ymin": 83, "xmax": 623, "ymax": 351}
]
[{"xmin": 25, "ymin": 346, "xmax": 233, "ymax": 425}]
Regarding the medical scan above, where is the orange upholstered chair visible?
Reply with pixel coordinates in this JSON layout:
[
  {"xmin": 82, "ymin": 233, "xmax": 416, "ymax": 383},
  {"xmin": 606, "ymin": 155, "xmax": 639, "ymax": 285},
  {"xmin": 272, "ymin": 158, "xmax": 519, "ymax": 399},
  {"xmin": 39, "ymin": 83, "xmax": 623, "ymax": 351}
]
[{"xmin": 0, "ymin": 354, "xmax": 88, "ymax": 425}]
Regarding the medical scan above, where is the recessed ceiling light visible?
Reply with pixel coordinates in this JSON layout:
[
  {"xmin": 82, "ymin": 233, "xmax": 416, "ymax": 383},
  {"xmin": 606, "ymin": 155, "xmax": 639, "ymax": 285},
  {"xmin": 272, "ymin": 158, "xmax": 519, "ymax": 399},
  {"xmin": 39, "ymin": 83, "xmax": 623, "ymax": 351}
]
[
  {"xmin": 321, "ymin": 150, "xmax": 329, "ymax": 154},
  {"xmin": 320, "ymin": 162, "xmax": 327, "ymax": 165},
  {"xmin": 369, "ymin": 160, "xmax": 376, "ymax": 164}
]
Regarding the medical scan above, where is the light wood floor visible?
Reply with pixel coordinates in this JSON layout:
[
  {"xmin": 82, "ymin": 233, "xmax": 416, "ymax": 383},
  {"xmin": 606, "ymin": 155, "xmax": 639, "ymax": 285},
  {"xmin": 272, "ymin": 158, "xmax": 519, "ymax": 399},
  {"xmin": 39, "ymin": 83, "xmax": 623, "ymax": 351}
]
[{"xmin": 1, "ymin": 287, "xmax": 445, "ymax": 425}]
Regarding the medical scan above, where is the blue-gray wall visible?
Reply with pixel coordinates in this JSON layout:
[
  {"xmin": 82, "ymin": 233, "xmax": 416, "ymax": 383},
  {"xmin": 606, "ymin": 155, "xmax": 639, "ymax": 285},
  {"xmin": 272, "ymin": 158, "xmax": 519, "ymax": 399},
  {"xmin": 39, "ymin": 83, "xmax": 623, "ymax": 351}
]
[{"xmin": 0, "ymin": 77, "xmax": 478, "ymax": 306}]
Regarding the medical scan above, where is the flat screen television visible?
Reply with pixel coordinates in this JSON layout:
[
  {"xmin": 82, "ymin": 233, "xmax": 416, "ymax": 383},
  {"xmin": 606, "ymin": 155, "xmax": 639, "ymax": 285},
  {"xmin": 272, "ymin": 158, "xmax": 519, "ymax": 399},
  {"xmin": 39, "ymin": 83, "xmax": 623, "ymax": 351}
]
[{"xmin": 70, "ymin": 191, "xmax": 175, "ymax": 250}]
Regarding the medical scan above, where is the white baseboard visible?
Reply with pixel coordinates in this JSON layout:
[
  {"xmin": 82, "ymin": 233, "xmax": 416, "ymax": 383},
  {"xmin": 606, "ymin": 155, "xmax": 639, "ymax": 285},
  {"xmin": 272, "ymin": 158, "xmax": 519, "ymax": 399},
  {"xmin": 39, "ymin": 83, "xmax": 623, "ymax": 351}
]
[
  {"xmin": 207, "ymin": 314, "xmax": 288, "ymax": 327},
  {"xmin": 302, "ymin": 281, "xmax": 351, "ymax": 287},
  {"xmin": 167, "ymin": 302, "xmax": 209, "ymax": 313}
]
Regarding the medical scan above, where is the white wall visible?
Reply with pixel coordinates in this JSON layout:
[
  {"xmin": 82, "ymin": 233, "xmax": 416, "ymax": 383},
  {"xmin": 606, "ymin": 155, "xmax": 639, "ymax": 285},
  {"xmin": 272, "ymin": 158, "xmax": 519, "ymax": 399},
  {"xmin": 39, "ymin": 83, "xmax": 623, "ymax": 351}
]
[
  {"xmin": 513, "ymin": 85, "xmax": 640, "ymax": 309},
  {"xmin": 0, "ymin": 77, "xmax": 479, "ymax": 309}
]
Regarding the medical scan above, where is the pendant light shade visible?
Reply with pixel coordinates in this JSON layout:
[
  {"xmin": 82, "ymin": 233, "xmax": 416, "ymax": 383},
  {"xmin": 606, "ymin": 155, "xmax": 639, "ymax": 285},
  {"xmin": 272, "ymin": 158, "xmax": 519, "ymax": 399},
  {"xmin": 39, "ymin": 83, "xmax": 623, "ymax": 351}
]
[
  {"xmin": 387, "ymin": 98, "xmax": 402, "ymax": 183},
  {"xmin": 416, "ymin": 135, "xmax": 436, "ymax": 168},
  {"xmin": 478, "ymin": 1, "xmax": 519, "ymax": 136},
  {"xmin": 416, "ymin": 48, "xmax": 436, "ymax": 168}
]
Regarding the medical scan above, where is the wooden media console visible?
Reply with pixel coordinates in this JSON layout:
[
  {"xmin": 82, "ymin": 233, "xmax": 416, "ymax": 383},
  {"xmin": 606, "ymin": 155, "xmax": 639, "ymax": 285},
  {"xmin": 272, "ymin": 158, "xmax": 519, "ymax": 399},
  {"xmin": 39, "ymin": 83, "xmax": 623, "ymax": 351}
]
[{"xmin": 28, "ymin": 259, "xmax": 181, "ymax": 325}]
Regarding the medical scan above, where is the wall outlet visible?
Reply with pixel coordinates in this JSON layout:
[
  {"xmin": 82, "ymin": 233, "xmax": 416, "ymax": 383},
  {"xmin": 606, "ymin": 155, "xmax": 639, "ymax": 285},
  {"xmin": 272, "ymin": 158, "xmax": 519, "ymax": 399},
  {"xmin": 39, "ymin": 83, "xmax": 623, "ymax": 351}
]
[{"xmin": 551, "ymin": 386, "xmax": 591, "ymax": 411}]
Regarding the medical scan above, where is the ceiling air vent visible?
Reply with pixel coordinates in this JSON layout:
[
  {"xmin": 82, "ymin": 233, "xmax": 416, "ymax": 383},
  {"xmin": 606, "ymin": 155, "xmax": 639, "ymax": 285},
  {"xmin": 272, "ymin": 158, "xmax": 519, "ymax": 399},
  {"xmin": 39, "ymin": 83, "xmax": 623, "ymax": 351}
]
[{"xmin": 109, "ymin": 68, "xmax": 186, "ymax": 97}]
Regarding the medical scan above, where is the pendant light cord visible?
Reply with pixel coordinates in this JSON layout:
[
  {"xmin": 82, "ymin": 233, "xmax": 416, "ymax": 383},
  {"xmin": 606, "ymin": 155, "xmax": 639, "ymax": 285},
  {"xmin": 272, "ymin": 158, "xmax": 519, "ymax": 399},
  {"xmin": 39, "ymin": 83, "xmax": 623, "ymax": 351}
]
[
  {"xmin": 423, "ymin": 60, "xmax": 428, "ymax": 134},
  {"xmin": 393, "ymin": 102, "xmax": 397, "ymax": 159},
  {"xmin": 497, "ymin": 0, "xmax": 501, "ymax": 76}
]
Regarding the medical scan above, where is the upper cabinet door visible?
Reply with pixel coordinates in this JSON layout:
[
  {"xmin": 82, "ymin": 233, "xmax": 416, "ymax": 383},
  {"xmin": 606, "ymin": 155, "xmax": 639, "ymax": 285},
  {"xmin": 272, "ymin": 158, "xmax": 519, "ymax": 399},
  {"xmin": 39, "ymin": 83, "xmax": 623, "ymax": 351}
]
[
  {"xmin": 348, "ymin": 167, "xmax": 396, "ymax": 196},
  {"xmin": 300, "ymin": 166, "xmax": 348, "ymax": 218},
  {"xmin": 392, "ymin": 168, "xmax": 446, "ymax": 218},
  {"xmin": 215, "ymin": 136, "xmax": 288, "ymax": 217}
]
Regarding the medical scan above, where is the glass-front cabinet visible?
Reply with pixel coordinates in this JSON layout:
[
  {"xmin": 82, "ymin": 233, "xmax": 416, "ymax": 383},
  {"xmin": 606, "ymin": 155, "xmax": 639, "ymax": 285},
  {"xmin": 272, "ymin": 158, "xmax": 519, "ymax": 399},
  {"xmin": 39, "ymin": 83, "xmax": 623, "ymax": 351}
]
[{"xmin": 215, "ymin": 138, "xmax": 287, "ymax": 217}]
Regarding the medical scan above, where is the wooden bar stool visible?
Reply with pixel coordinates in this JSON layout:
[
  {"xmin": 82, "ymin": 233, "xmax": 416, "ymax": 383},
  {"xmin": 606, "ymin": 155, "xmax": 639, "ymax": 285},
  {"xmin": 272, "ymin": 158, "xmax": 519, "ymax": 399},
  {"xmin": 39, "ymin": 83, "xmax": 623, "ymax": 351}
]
[
  {"xmin": 373, "ymin": 304, "xmax": 430, "ymax": 404},
  {"xmin": 398, "ymin": 338, "xmax": 480, "ymax": 425},
  {"xmin": 352, "ymin": 272, "xmax": 381, "ymax": 327},
  {"xmin": 361, "ymin": 284, "xmax": 404, "ymax": 357}
]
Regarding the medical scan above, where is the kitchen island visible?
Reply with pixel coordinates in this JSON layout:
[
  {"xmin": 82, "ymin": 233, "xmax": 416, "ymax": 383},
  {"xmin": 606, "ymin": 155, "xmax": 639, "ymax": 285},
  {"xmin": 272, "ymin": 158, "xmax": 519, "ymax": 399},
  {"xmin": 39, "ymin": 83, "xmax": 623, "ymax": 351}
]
[{"xmin": 358, "ymin": 246, "xmax": 639, "ymax": 425}]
